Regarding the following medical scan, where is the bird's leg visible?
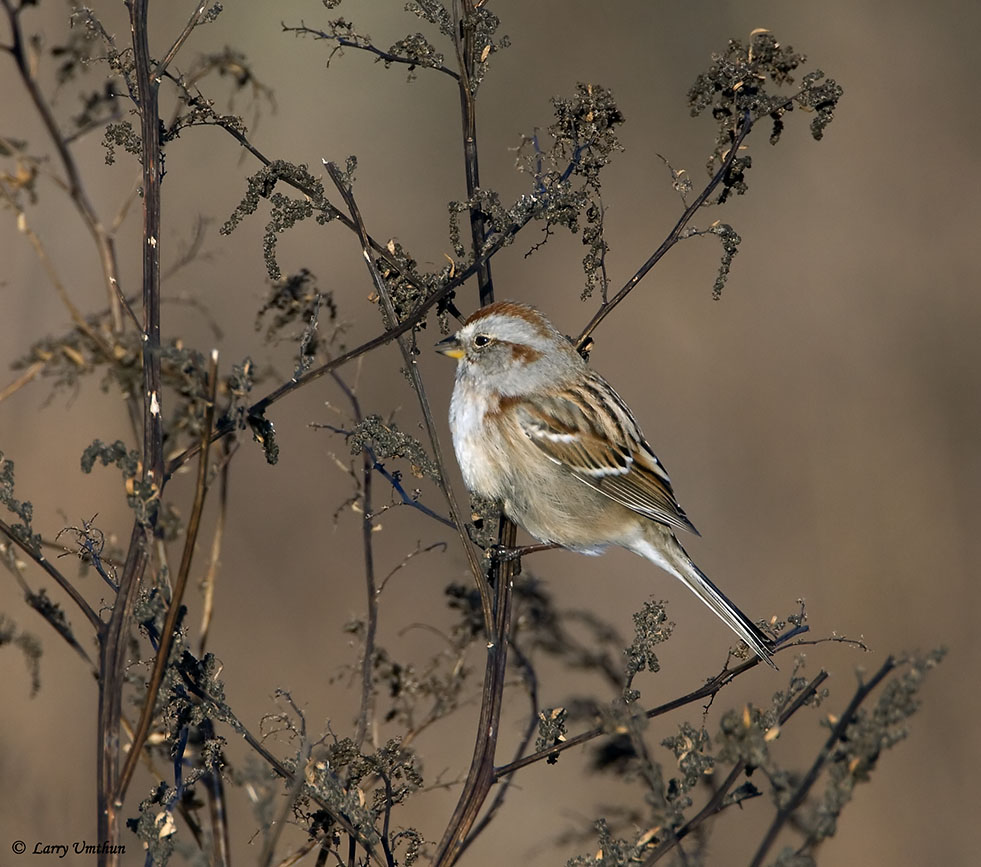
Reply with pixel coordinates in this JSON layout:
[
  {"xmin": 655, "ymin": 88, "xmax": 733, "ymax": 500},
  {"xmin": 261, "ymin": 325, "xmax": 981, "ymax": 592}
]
[{"xmin": 487, "ymin": 542, "xmax": 560, "ymax": 562}]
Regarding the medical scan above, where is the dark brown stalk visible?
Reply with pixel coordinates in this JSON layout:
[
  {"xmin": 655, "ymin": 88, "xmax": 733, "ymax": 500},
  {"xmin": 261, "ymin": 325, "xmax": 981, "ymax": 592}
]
[
  {"xmin": 452, "ymin": 0, "xmax": 494, "ymax": 306},
  {"xmin": 96, "ymin": 522, "xmax": 149, "ymax": 865},
  {"xmin": 429, "ymin": 8, "xmax": 521, "ymax": 858},
  {"xmin": 433, "ymin": 518, "xmax": 517, "ymax": 867},
  {"xmin": 456, "ymin": 641, "xmax": 540, "ymax": 858},
  {"xmin": 132, "ymin": 4, "xmax": 165, "ymax": 494},
  {"xmin": 356, "ymin": 436, "xmax": 378, "ymax": 749},
  {"xmin": 96, "ymin": 3, "xmax": 166, "ymax": 861},
  {"xmin": 115, "ymin": 351, "xmax": 219, "ymax": 804}
]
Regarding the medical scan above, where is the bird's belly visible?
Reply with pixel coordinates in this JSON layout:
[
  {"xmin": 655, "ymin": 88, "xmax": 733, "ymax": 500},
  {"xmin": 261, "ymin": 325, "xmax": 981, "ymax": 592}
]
[
  {"xmin": 503, "ymin": 468, "xmax": 629, "ymax": 552},
  {"xmin": 450, "ymin": 390, "xmax": 632, "ymax": 552}
]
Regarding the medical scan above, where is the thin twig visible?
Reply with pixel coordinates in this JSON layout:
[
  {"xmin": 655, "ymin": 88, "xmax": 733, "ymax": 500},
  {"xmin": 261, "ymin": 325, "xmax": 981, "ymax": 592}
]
[
  {"xmin": 200, "ymin": 720, "xmax": 232, "ymax": 867},
  {"xmin": 378, "ymin": 541, "xmax": 448, "ymax": 595},
  {"xmin": 157, "ymin": 1, "xmax": 208, "ymax": 77},
  {"xmin": 575, "ymin": 112, "xmax": 754, "ymax": 349},
  {"xmin": 0, "ymin": 184, "xmax": 115, "ymax": 359},
  {"xmin": 377, "ymin": 769, "xmax": 397, "ymax": 867},
  {"xmin": 259, "ymin": 732, "xmax": 311, "ymax": 867},
  {"xmin": 0, "ymin": 517, "xmax": 102, "ymax": 633},
  {"xmin": 0, "ymin": 360, "xmax": 44, "ymax": 404},
  {"xmin": 0, "ymin": 532, "xmax": 99, "ymax": 673},
  {"xmin": 97, "ymin": 520, "xmax": 151, "ymax": 861},
  {"xmin": 315, "ymin": 423, "xmax": 455, "ymax": 528},
  {"xmin": 330, "ymin": 370, "xmax": 380, "ymax": 751},
  {"xmin": 282, "ymin": 22, "xmax": 460, "ymax": 81},
  {"xmin": 495, "ymin": 629, "xmax": 805, "ymax": 779},
  {"xmin": 364, "ymin": 450, "xmax": 455, "ymax": 528},
  {"xmin": 181, "ymin": 684, "xmax": 387, "ymax": 866},
  {"xmin": 450, "ymin": 0, "xmax": 494, "ymax": 306},
  {"xmin": 323, "ymin": 161, "xmax": 490, "ymax": 635},
  {"xmin": 198, "ymin": 439, "xmax": 233, "ymax": 655}
]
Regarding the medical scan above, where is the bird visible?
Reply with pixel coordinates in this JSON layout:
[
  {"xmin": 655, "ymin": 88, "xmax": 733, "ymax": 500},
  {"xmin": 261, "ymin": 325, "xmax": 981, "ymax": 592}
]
[{"xmin": 436, "ymin": 300, "xmax": 775, "ymax": 667}]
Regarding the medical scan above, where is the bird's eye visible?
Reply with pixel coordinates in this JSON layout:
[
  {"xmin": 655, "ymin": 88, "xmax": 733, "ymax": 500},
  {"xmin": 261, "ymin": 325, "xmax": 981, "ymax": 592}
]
[{"xmin": 473, "ymin": 334, "xmax": 491, "ymax": 348}]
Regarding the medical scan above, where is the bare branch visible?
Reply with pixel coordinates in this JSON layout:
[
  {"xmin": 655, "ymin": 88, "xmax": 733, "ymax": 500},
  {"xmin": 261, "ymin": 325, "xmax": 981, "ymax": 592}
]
[
  {"xmin": 282, "ymin": 21, "xmax": 459, "ymax": 81},
  {"xmin": 748, "ymin": 657, "xmax": 897, "ymax": 867},
  {"xmin": 0, "ymin": 183, "xmax": 115, "ymax": 359},
  {"xmin": 575, "ymin": 111, "xmax": 754, "ymax": 349},
  {"xmin": 313, "ymin": 423, "xmax": 455, "ymax": 529}
]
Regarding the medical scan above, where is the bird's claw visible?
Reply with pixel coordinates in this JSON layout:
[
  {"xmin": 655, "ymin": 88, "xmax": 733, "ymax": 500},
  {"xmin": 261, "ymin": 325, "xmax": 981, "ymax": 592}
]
[{"xmin": 486, "ymin": 544, "xmax": 523, "ymax": 563}]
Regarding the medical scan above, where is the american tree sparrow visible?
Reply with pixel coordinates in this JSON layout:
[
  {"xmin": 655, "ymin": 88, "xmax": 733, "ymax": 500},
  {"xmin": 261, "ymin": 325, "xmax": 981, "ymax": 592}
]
[{"xmin": 437, "ymin": 300, "xmax": 775, "ymax": 666}]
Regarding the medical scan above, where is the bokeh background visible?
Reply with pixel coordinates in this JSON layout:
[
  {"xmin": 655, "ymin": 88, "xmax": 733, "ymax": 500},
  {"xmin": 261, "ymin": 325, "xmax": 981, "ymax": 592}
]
[{"xmin": 1, "ymin": 1, "xmax": 977, "ymax": 864}]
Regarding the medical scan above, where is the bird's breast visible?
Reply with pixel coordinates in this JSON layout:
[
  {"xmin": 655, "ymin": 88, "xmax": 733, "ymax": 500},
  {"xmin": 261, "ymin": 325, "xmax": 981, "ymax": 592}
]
[{"xmin": 449, "ymin": 383, "xmax": 522, "ymax": 501}]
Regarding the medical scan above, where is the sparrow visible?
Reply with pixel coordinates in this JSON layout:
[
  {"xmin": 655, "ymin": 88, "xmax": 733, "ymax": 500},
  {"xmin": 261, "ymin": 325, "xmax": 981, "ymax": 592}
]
[{"xmin": 437, "ymin": 300, "xmax": 775, "ymax": 666}]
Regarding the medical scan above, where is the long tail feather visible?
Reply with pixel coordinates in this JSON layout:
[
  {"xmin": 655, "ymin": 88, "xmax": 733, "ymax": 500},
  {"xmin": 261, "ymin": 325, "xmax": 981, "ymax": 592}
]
[{"xmin": 630, "ymin": 528, "xmax": 776, "ymax": 668}]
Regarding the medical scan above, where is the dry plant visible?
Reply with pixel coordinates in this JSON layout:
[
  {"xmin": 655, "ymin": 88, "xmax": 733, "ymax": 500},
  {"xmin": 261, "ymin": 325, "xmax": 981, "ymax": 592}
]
[{"xmin": 0, "ymin": 3, "xmax": 943, "ymax": 867}]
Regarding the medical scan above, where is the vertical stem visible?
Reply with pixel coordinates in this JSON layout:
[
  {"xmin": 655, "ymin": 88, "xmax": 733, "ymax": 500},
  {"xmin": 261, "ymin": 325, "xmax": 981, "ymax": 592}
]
[
  {"xmin": 97, "ymin": 523, "xmax": 150, "ymax": 866},
  {"xmin": 132, "ymin": 0, "xmax": 165, "ymax": 493},
  {"xmin": 431, "ymin": 8, "xmax": 519, "ymax": 861},
  {"xmin": 334, "ymin": 372, "xmax": 379, "ymax": 751},
  {"xmin": 432, "ymin": 519, "xmax": 516, "ymax": 867},
  {"xmin": 97, "ymin": 3, "xmax": 165, "ymax": 863},
  {"xmin": 453, "ymin": 0, "xmax": 494, "ymax": 305}
]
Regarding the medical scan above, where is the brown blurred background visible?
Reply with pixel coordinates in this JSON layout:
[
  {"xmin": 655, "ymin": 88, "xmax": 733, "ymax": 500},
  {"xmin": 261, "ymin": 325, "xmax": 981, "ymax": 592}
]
[{"xmin": 1, "ymin": 1, "xmax": 977, "ymax": 865}]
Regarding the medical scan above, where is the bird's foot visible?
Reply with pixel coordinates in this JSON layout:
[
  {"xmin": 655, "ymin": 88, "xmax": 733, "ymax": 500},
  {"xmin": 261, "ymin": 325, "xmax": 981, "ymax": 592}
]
[{"xmin": 486, "ymin": 542, "xmax": 560, "ymax": 562}]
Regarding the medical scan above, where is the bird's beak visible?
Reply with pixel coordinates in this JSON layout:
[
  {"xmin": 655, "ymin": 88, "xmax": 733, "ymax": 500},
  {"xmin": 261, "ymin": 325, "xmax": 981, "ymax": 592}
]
[{"xmin": 435, "ymin": 334, "xmax": 465, "ymax": 359}]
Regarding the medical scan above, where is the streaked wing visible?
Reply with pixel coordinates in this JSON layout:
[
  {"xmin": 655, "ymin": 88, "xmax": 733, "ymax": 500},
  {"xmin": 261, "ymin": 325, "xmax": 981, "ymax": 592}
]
[{"xmin": 514, "ymin": 375, "xmax": 699, "ymax": 535}]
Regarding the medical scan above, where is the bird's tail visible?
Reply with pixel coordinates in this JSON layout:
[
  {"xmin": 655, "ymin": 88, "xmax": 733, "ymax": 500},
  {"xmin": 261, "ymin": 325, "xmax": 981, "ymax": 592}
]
[{"xmin": 630, "ymin": 527, "xmax": 776, "ymax": 668}]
